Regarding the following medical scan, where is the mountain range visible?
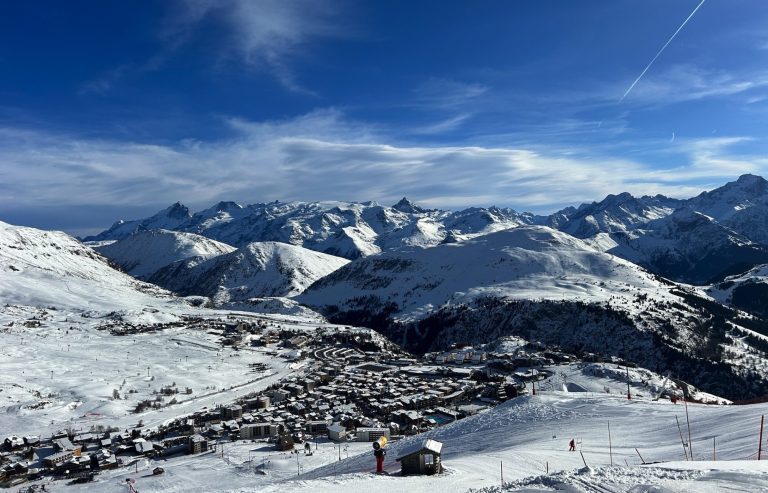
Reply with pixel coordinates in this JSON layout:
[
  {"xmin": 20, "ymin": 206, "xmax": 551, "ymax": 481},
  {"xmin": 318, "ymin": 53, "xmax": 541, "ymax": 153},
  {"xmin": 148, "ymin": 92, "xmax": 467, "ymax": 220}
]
[{"xmin": 86, "ymin": 174, "xmax": 768, "ymax": 285}]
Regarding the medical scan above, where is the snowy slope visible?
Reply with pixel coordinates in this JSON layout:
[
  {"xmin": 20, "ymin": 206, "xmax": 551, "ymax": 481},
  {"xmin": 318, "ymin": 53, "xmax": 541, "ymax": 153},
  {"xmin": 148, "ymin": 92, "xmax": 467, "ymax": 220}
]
[
  {"xmin": 149, "ymin": 241, "xmax": 350, "ymax": 301},
  {"xmin": 0, "ymin": 220, "xmax": 177, "ymax": 312},
  {"xmin": 96, "ymin": 229, "xmax": 236, "ymax": 279},
  {"xmin": 260, "ymin": 395, "xmax": 768, "ymax": 493},
  {"xmin": 59, "ymin": 393, "xmax": 768, "ymax": 493},
  {"xmin": 299, "ymin": 225, "xmax": 678, "ymax": 321}
]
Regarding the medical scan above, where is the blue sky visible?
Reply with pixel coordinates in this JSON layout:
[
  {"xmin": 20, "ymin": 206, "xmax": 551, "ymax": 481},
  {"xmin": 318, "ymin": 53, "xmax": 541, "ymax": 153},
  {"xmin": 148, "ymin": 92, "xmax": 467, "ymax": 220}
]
[{"xmin": 2, "ymin": 0, "xmax": 768, "ymax": 235}]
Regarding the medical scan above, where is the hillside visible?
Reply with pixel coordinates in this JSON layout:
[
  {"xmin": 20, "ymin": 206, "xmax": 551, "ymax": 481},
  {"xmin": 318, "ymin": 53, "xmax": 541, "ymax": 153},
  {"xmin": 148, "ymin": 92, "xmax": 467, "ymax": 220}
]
[
  {"xmin": 709, "ymin": 264, "xmax": 768, "ymax": 318},
  {"xmin": 0, "ymin": 220, "xmax": 176, "ymax": 312},
  {"xmin": 96, "ymin": 229, "xmax": 236, "ymax": 279},
  {"xmin": 149, "ymin": 241, "xmax": 350, "ymax": 302}
]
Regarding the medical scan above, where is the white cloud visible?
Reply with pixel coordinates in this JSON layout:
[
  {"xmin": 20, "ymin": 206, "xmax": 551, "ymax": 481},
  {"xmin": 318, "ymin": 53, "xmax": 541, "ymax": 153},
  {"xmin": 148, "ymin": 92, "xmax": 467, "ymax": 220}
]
[{"xmin": 1, "ymin": 110, "xmax": 763, "ymax": 224}]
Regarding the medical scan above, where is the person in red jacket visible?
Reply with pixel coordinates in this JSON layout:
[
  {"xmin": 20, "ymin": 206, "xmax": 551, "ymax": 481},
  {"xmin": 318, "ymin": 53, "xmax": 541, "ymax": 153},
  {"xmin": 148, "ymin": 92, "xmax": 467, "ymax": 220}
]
[{"xmin": 569, "ymin": 439, "xmax": 576, "ymax": 451}]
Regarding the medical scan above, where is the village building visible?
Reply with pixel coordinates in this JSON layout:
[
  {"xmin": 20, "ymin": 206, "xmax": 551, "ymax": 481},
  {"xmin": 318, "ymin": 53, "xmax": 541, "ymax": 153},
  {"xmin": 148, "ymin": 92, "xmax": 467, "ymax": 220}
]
[
  {"xmin": 240, "ymin": 423, "xmax": 280, "ymax": 439},
  {"xmin": 356, "ymin": 427, "xmax": 390, "ymax": 442},
  {"xmin": 222, "ymin": 404, "xmax": 243, "ymax": 420},
  {"xmin": 304, "ymin": 420, "xmax": 330, "ymax": 435},
  {"xmin": 188, "ymin": 435, "xmax": 208, "ymax": 454},
  {"xmin": 43, "ymin": 450, "xmax": 76, "ymax": 468},
  {"xmin": 327, "ymin": 423, "xmax": 347, "ymax": 442}
]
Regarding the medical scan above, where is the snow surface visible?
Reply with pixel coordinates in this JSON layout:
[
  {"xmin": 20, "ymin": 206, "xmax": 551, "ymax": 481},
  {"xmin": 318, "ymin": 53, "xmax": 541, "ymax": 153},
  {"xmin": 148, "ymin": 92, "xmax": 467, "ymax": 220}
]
[{"xmin": 96, "ymin": 229, "xmax": 236, "ymax": 279}]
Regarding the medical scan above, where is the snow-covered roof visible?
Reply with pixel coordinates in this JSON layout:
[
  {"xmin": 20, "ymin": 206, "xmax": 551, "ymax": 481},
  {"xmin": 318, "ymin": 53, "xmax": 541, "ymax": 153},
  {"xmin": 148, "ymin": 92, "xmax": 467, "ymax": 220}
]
[{"xmin": 395, "ymin": 439, "xmax": 443, "ymax": 460}]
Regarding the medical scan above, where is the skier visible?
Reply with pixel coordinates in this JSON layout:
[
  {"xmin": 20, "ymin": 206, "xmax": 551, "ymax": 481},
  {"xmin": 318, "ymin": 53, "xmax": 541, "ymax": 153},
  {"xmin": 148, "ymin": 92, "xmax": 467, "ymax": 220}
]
[{"xmin": 568, "ymin": 438, "xmax": 576, "ymax": 451}]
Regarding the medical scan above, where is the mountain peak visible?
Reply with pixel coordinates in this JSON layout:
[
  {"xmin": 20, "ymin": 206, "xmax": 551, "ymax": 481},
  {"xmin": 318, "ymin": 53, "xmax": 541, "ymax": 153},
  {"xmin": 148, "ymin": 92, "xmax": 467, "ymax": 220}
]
[
  {"xmin": 736, "ymin": 173, "xmax": 767, "ymax": 186},
  {"xmin": 392, "ymin": 197, "xmax": 425, "ymax": 214},
  {"xmin": 160, "ymin": 202, "xmax": 192, "ymax": 220},
  {"xmin": 211, "ymin": 201, "xmax": 243, "ymax": 212}
]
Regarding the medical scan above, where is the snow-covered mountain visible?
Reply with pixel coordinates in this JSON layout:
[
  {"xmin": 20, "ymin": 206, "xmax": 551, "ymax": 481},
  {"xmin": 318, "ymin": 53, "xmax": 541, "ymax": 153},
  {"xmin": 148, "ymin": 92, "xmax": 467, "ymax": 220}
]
[
  {"xmin": 687, "ymin": 174, "xmax": 768, "ymax": 244},
  {"xmin": 149, "ymin": 241, "xmax": 350, "ymax": 302},
  {"xmin": 552, "ymin": 175, "xmax": 768, "ymax": 283},
  {"xmin": 299, "ymin": 225, "xmax": 677, "ymax": 321},
  {"xmin": 556, "ymin": 192, "xmax": 682, "ymax": 238},
  {"xmin": 589, "ymin": 208, "xmax": 768, "ymax": 284},
  {"xmin": 86, "ymin": 199, "xmax": 535, "ymax": 260},
  {"xmin": 86, "ymin": 202, "xmax": 193, "ymax": 242},
  {"xmin": 0, "ymin": 220, "xmax": 174, "ymax": 311},
  {"xmin": 95, "ymin": 229, "xmax": 236, "ymax": 279}
]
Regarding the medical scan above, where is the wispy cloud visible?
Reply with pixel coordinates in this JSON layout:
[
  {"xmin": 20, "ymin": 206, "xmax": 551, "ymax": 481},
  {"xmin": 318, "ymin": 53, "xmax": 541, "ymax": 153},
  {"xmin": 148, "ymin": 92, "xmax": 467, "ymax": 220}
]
[
  {"xmin": 409, "ymin": 78, "xmax": 489, "ymax": 109},
  {"xmin": 411, "ymin": 114, "xmax": 472, "ymax": 135},
  {"xmin": 82, "ymin": 0, "xmax": 346, "ymax": 95},
  {"xmin": 0, "ymin": 110, "xmax": 762, "ymax": 230},
  {"xmin": 169, "ymin": 0, "xmax": 345, "ymax": 94},
  {"xmin": 624, "ymin": 65, "xmax": 768, "ymax": 104}
]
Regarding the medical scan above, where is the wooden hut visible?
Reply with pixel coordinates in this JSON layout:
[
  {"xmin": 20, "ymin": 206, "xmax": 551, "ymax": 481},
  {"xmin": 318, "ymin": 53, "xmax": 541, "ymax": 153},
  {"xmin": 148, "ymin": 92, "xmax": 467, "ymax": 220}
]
[{"xmin": 395, "ymin": 439, "xmax": 443, "ymax": 475}]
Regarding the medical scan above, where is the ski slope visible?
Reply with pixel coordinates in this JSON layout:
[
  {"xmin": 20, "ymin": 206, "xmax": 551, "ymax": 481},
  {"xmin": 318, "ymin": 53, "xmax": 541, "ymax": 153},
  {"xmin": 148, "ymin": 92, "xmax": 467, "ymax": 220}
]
[{"xmin": 59, "ymin": 393, "xmax": 768, "ymax": 493}]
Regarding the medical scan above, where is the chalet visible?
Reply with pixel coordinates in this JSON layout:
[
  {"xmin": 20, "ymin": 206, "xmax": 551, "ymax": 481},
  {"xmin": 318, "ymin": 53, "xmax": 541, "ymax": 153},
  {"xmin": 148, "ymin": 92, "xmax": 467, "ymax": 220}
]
[
  {"xmin": 1, "ymin": 461, "xmax": 29, "ymax": 481},
  {"xmin": 53, "ymin": 437, "xmax": 79, "ymax": 453},
  {"xmin": 395, "ymin": 439, "xmax": 443, "ymax": 476},
  {"xmin": 159, "ymin": 437, "xmax": 188, "ymax": 456},
  {"xmin": 23, "ymin": 436, "xmax": 40, "ymax": 447},
  {"xmin": 134, "ymin": 439, "xmax": 155, "ymax": 456},
  {"xmin": 3, "ymin": 436, "xmax": 24, "ymax": 449},
  {"xmin": 222, "ymin": 420, "xmax": 240, "ymax": 433}
]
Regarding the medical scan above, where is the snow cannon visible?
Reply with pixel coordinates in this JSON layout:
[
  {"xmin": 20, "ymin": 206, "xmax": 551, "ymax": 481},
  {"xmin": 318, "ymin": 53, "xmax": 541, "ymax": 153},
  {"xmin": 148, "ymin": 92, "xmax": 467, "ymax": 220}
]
[
  {"xmin": 372, "ymin": 436, "xmax": 388, "ymax": 473},
  {"xmin": 372, "ymin": 436, "xmax": 388, "ymax": 451}
]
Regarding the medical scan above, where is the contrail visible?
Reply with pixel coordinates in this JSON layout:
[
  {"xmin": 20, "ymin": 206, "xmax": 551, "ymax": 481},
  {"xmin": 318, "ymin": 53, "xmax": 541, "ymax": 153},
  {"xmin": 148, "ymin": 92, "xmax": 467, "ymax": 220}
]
[{"xmin": 619, "ymin": 0, "xmax": 707, "ymax": 102}]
